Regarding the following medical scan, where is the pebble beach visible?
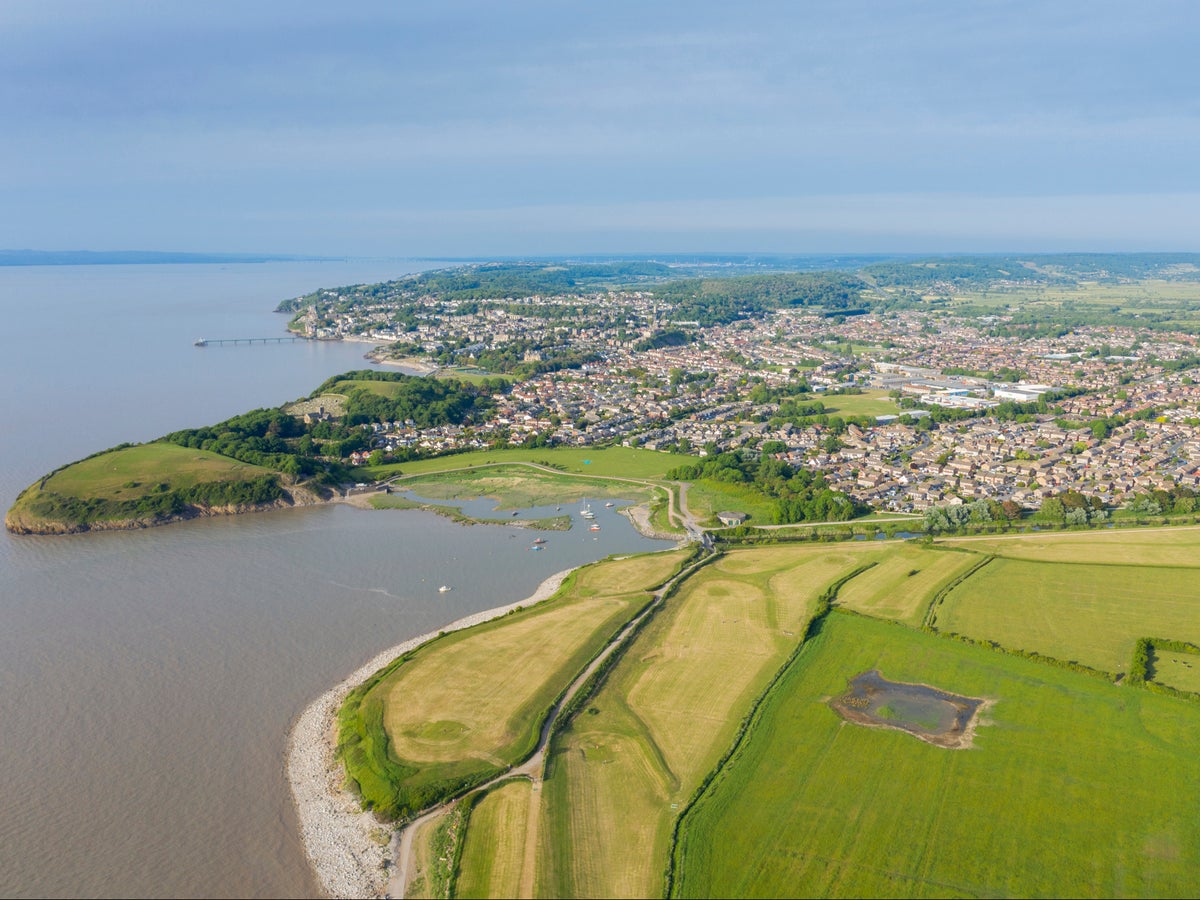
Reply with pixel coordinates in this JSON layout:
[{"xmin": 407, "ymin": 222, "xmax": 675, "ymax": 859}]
[{"xmin": 285, "ymin": 568, "xmax": 575, "ymax": 899}]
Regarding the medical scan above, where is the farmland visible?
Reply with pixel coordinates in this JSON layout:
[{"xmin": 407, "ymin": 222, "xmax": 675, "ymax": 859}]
[
  {"xmin": 672, "ymin": 612, "xmax": 1200, "ymax": 898},
  {"xmin": 336, "ymin": 549, "xmax": 691, "ymax": 819},
  {"xmin": 390, "ymin": 525, "xmax": 1200, "ymax": 898}
]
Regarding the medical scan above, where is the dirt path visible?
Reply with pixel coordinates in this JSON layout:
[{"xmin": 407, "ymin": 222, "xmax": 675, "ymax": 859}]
[
  {"xmin": 517, "ymin": 781, "xmax": 542, "ymax": 897},
  {"xmin": 388, "ymin": 552, "xmax": 712, "ymax": 898}
]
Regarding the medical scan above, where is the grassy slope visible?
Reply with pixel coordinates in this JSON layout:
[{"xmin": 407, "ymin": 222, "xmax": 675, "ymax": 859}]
[
  {"xmin": 43, "ymin": 442, "xmax": 274, "ymax": 500},
  {"xmin": 673, "ymin": 612, "xmax": 1200, "ymax": 899},
  {"xmin": 7, "ymin": 442, "xmax": 280, "ymax": 530}
]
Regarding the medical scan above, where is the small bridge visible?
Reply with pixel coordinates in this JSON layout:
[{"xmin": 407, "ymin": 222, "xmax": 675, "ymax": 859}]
[{"xmin": 193, "ymin": 336, "xmax": 308, "ymax": 347}]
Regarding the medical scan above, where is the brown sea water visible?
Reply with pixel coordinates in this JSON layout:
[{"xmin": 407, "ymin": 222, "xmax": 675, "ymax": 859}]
[{"xmin": 0, "ymin": 262, "xmax": 671, "ymax": 897}]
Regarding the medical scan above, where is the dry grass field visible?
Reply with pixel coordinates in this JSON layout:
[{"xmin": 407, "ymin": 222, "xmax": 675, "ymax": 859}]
[
  {"xmin": 338, "ymin": 549, "xmax": 691, "ymax": 819},
  {"xmin": 456, "ymin": 780, "xmax": 533, "ymax": 900},
  {"xmin": 380, "ymin": 553, "xmax": 688, "ymax": 765},
  {"xmin": 833, "ymin": 545, "xmax": 980, "ymax": 625},
  {"xmin": 943, "ymin": 525, "xmax": 1200, "ymax": 567},
  {"xmin": 534, "ymin": 544, "xmax": 870, "ymax": 898}
]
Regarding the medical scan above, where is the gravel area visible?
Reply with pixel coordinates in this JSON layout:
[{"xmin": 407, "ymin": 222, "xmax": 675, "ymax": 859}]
[{"xmin": 285, "ymin": 568, "xmax": 575, "ymax": 899}]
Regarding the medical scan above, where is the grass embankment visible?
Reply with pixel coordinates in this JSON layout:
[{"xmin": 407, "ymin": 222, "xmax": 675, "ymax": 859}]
[
  {"xmin": 337, "ymin": 549, "xmax": 691, "ymax": 820},
  {"xmin": 530, "ymin": 546, "xmax": 874, "ymax": 898},
  {"xmin": 672, "ymin": 611, "xmax": 1200, "ymax": 898},
  {"xmin": 6, "ymin": 442, "xmax": 284, "ymax": 532}
]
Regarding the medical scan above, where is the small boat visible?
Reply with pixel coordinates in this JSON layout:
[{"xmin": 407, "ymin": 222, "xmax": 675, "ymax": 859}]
[
  {"xmin": 438, "ymin": 585, "xmax": 452, "ymax": 593},
  {"xmin": 590, "ymin": 523, "xmax": 601, "ymax": 532},
  {"xmin": 532, "ymin": 537, "xmax": 546, "ymax": 544},
  {"xmin": 581, "ymin": 510, "xmax": 595, "ymax": 519},
  {"xmin": 604, "ymin": 502, "xmax": 615, "ymax": 508}
]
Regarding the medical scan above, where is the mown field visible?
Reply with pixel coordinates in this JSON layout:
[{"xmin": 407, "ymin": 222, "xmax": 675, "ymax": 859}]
[
  {"xmin": 818, "ymin": 388, "xmax": 900, "ymax": 419},
  {"xmin": 934, "ymin": 556, "xmax": 1200, "ymax": 674},
  {"xmin": 533, "ymin": 545, "xmax": 874, "ymax": 898},
  {"xmin": 337, "ymin": 549, "xmax": 690, "ymax": 819},
  {"xmin": 388, "ymin": 526, "xmax": 1200, "ymax": 898},
  {"xmin": 672, "ymin": 611, "xmax": 1200, "ymax": 899}
]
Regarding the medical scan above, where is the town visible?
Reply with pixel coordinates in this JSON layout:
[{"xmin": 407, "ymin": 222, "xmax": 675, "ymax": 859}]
[{"xmin": 287, "ymin": 263, "xmax": 1200, "ymax": 520}]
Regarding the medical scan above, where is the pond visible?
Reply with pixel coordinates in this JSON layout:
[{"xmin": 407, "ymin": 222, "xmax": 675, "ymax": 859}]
[{"xmin": 830, "ymin": 670, "xmax": 987, "ymax": 749}]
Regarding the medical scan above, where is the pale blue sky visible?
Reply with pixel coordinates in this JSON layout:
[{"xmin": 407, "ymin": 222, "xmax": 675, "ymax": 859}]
[{"xmin": 3, "ymin": 1, "xmax": 1198, "ymax": 255}]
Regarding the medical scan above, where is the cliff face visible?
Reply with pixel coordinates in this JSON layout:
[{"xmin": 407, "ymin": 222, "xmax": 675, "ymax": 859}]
[{"xmin": 5, "ymin": 486, "xmax": 329, "ymax": 536}]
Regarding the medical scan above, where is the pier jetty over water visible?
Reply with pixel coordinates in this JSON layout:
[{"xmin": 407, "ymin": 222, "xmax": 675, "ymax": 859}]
[{"xmin": 194, "ymin": 336, "xmax": 308, "ymax": 346}]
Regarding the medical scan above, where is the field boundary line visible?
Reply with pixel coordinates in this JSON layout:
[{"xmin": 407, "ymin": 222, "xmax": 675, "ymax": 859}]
[
  {"xmin": 921, "ymin": 553, "xmax": 994, "ymax": 631},
  {"xmin": 664, "ymin": 562, "xmax": 876, "ymax": 898}
]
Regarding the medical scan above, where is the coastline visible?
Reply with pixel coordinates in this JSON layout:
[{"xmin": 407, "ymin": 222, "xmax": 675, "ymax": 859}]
[{"xmin": 285, "ymin": 567, "xmax": 576, "ymax": 899}]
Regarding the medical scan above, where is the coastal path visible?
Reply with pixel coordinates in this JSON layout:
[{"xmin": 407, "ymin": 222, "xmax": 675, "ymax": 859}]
[{"xmin": 387, "ymin": 551, "xmax": 714, "ymax": 899}]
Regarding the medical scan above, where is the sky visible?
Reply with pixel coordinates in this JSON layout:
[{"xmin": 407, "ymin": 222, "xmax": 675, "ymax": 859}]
[{"xmin": 3, "ymin": 0, "xmax": 1199, "ymax": 256}]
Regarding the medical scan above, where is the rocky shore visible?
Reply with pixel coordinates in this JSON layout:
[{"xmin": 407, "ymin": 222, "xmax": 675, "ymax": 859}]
[{"xmin": 285, "ymin": 568, "xmax": 575, "ymax": 899}]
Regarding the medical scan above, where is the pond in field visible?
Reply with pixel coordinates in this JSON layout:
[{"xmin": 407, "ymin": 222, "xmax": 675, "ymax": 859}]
[{"xmin": 830, "ymin": 670, "xmax": 985, "ymax": 748}]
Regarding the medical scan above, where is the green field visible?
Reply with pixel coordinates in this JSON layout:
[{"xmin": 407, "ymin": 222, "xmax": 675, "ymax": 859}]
[
  {"xmin": 374, "ymin": 527, "xmax": 1200, "ymax": 898},
  {"xmin": 41, "ymin": 442, "xmax": 274, "ymax": 500},
  {"xmin": 946, "ymin": 526, "xmax": 1200, "ymax": 567},
  {"xmin": 362, "ymin": 445, "xmax": 694, "ymax": 481},
  {"xmin": 534, "ymin": 546, "xmax": 871, "ymax": 898},
  {"xmin": 396, "ymin": 465, "xmax": 656, "ymax": 510},
  {"xmin": 832, "ymin": 545, "xmax": 979, "ymax": 626},
  {"xmin": 456, "ymin": 780, "xmax": 532, "ymax": 899},
  {"xmin": 934, "ymin": 557, "xmax": 1200, "ymax": 674},
  {"xmin": 672, "ymin": 611, "xmax": 1200, "ymax": 898},
  {"xmin": 819, "ymin": 388, "xmax": 901, "ymax": 419},
  {"xmin": 337, "ymin": 549, "xmax": 691, "ymax": 819}
]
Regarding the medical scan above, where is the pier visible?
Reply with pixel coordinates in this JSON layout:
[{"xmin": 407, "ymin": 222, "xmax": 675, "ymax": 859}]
[{"xmin": 194, "ymin": 336, "xmax": 308, "ymax": 347}]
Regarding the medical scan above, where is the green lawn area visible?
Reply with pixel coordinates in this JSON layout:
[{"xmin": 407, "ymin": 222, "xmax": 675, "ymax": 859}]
[
  {"xmin": 1152, "ymin": 648, "xmax": 1200, "ymax": 694},
  {"xmin": 683, "ymin": 480, "xmax": 778, "ymax": 526},
  {"xmin": 331, "ymin": 379, "xmax": 405, "ymax": 398},
  {"xmin": 434, "ymin": 367, "xmax": 512, "ymax": 386},
  {"xmin": 819, "ymin": 388, "xmax": 900, "ymax": 419},
  {"xmin": 396, "ymin": 465, "xmax": 656, "ymax": 509},
  {"xmin": 933, "ymin": 557, "xmax": 1200, "ymax": 674},
  {"xmin": 672, "ymin": 612, "xmax": 1200, "ymax": 899},
  {"xmin": 361, "ymin": 445, "xmax": 694, "ymax": 481},
  {"xmin": 41, "ymin": 442, "xmax": 275, "ymax": 501}
]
